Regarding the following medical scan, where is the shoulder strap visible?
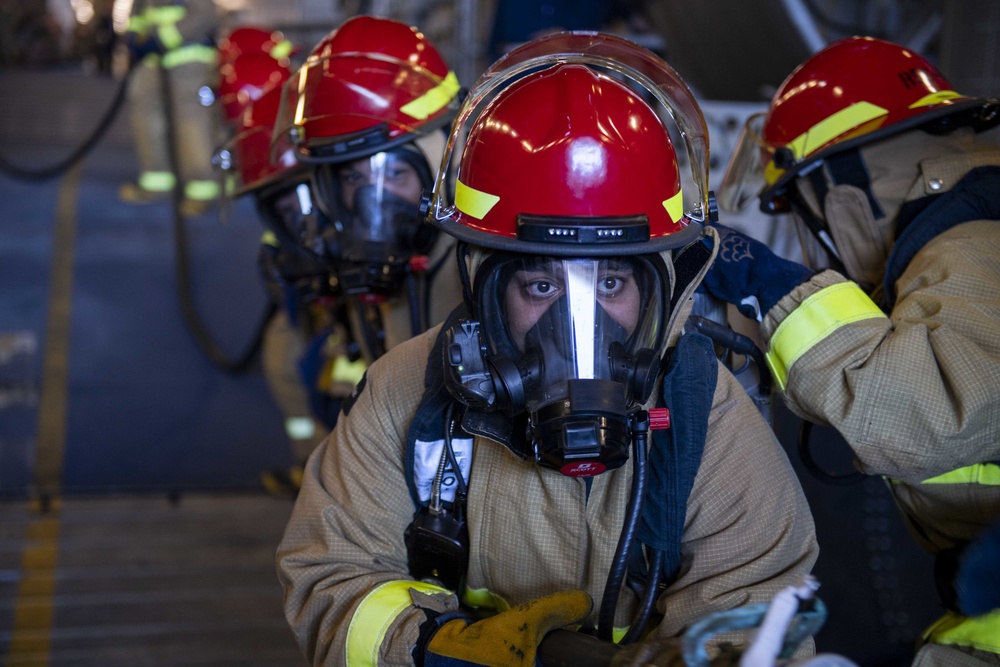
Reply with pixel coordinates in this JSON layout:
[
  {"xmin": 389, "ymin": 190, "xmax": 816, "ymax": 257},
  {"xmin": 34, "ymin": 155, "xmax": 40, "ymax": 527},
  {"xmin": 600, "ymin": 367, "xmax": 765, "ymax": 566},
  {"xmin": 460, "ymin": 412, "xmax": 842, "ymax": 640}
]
[
  {"xmin": 403, "ymin": 304, "xmax": 470, "ymax": 508},
  {"xmin": 635, "ymin": 330, "xmax": 718, "ymax": 584}
]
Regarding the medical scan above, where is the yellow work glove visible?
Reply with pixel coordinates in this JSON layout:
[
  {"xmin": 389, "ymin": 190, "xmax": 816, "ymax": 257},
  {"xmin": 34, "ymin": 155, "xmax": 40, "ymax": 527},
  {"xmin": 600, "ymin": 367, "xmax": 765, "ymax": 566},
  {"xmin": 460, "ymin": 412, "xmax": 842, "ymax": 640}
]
[{"xmin": 422, "ymin": 590, "xmax": 593, "ymax": 667}]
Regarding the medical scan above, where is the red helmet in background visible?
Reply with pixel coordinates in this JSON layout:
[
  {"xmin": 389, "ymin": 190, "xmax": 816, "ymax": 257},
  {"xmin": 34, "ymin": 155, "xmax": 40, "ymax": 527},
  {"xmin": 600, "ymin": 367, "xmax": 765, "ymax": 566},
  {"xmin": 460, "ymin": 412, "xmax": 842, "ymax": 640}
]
[
  {"xmin": 270, "ymin": 15, "xmax": 461, "ymax": 164},
  {"xmin": 218, "ymin": 26, "xmax": 294, "ymax": 66},
  {"xmin": 718, "ymin": 36, "xmax": 1000, "ymax": 214},
  {"xmin": 218, "ymin": 52, "xmax": 292, "ymax": 125},
  {"xmin": 228, "ymin": 81, "xmax": 302, "ymax": 194},
  {"xmin": 429, "ymin": 31, "xmax": 709, "ymax": 257}
]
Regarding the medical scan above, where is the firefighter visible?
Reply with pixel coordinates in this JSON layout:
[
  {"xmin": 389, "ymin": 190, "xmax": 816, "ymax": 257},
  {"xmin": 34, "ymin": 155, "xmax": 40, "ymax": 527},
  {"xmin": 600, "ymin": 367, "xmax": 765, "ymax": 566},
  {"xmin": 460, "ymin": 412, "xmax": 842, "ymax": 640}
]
[
  {"xmin": 277, "ymin": 32, "xmax": 818, "ymax": 666},
  {"xmin": 234, "ymin": 16, "xmax": 465, "ymax": 490},
  {"xmin": 709, "ymin": 36, "xmax": 1000, "ymax": 666},
  {"xmin": 120, "ymin": 0, "xmax": 220, "ymax": 217},
  {"xmin": 270, "ymin": 15, "xmax": 465, "ymax": 364}
]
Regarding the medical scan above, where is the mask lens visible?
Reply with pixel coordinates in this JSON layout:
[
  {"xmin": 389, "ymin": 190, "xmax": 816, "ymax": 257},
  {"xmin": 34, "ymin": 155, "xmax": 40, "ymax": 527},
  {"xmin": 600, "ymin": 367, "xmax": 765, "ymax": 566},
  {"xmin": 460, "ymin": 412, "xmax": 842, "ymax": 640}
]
[{"xmin": 479, "ymin": 255, "xmax": 667, "ymax": 412}]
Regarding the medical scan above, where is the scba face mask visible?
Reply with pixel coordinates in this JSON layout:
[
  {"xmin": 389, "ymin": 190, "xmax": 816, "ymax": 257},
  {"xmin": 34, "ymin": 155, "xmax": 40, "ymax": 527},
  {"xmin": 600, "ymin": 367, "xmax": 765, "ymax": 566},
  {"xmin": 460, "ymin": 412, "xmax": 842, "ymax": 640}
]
[
  {"xmin": 313, "ymin": 148, "xmax": 437, "ymax": 298},
  {"xmin": 445, "ymin": 253, "xmax": 670, "ymax": 476}
]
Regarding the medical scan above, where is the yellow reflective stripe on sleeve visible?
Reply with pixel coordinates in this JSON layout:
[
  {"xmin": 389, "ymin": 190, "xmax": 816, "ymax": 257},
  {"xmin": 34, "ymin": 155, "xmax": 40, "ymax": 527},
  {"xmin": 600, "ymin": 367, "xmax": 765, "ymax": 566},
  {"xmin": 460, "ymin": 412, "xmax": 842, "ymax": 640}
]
[
  {"xmin": 346, "ymin": 580, "xmax": 450, "ymax": 667},
  {"xmin": 455, "ymin": 179, "xmax": 499, "ymax": 220},
  {"xmin": 162, "ymin": 44, "xmax": 217, "ymax": 69},
  {"xmin": 663, "ymin": 190, "xmax": 684, "ymax": 224},
  {"xmin": 921, "ymin": 463, "xmax": 1000, "ymax": 485},
  {"xmin": 787, "ymin": 101, "xmax": 887, "ymax": 160},
  {"xmin": 330, "ymin": 355, "xmax": 367, "ymax": 386},
  {"xmin": 463, "ymin": 587, "xmax": 508, "ymax": 612},
  {"xmin": 766, "ymin": 282, "xmax": 886, "ymax": 392},
  {"xmin": 909, "ymin": 90, "xmax": 964, "ymax": 109},
  {"xmin": 144, "ymin": 6, "xmax": 186, "ymax": 24},
  {"xmin": 924, "ymin": 610, "xmax": 1000, "ymax": 653},
  {"xmin": 261, "ymin": 230, "xmax": 279, "ymax": 246},
  {"xmin": 400, "ymin": 71, "xmax": 460, "ymax": 121},
  {"xmin": 157, "ymin": 24, "xmax": 184, "ymax": 51},
  {"xmin": 284, "ymin": 417, "xmax": 316, "ymax": 441}
]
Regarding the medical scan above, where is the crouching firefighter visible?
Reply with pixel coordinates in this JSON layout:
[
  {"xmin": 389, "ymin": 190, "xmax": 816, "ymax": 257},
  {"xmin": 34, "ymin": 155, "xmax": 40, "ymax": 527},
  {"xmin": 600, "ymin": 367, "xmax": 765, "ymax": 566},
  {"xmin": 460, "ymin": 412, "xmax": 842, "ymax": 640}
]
[{"xmin": 276, "ymin": 32, "xmax": 819, "ymax": 667}]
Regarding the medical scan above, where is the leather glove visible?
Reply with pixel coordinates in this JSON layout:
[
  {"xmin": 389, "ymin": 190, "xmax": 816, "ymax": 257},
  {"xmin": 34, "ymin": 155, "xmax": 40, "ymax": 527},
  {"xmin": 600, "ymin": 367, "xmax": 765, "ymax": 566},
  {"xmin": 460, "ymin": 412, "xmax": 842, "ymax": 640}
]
[
  {"xmin": 700, "ymin": 223, "xmax": 814, "ymax": 321},
  {"xmin": 421, "ymin": 590, "xmax": 593, "ymax": 667}
]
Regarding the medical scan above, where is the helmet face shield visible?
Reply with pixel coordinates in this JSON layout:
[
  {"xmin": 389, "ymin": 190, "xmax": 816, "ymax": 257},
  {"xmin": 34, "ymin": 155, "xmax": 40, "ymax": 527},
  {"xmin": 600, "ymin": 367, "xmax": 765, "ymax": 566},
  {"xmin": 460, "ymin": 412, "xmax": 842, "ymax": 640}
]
[
  {"xmin": 476, "ymin": 254, "xmax": 669, "ymax": 412},
  {"xmin": 717, "ymin": 111, "xmax": 774, "ymax": 213}
]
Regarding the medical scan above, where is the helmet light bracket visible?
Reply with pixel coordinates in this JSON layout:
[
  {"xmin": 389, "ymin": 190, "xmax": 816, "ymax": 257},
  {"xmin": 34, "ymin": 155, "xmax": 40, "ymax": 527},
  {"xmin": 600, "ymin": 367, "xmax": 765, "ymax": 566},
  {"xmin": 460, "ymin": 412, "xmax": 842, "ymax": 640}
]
[{"xmin": 516, "ymin": 214, "xmax": 650, "ymax": 245}]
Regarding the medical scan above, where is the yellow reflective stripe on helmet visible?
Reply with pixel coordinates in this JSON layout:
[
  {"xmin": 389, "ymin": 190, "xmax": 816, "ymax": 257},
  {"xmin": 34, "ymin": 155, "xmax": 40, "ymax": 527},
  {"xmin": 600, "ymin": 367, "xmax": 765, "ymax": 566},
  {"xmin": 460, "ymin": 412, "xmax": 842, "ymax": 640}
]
[
  {"xmin": 663, "ymin": 190, "xmax": 684, "ymax": 224},
  {"xmin": 924, "ymin": 610, "xmax": 1000, "ymax": 653},
  {"xmin": 162, "ymin": 44, "xmax": 217, "ymax": 69},
  {"xmin": 921, "ymin": 463, "xmax": 1000, "ymax": 485},
  {"xmin": 455, "ymin": 179, "xmax": 499, "ymax": 220},
  {"xmin": 400, "ymin": 71, "xmax": 460, "ymax": 121},
  {"xmin": 766, "ymin": 282, "xmax": 886, "ymax": 392},
  {"xmin": 346, "ymin": 580, "xmax": 450, "ymax": 666},
  {"xmin": 330, "ymin": 355, "xmax": 367, "ymax": 386},
  {"xmin": 909, "ymin": 89, "xmax": 964, "ymax": 109},
  {"xmin": 269, "ymin": 40, "xmax": 294, "ymax": 60},
  {"xmin": 787, "ymin": 101, "xmax": 888, "ymax": 161}
]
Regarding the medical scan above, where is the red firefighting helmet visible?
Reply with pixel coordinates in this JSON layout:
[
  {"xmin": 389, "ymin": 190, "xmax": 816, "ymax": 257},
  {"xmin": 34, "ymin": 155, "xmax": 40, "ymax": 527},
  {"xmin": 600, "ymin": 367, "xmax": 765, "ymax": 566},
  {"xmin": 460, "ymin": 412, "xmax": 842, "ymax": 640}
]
[
  {"xmin": 270, "ymin": 15, "xmax": 461, "ymax": 165},
  {"xmin": 217, "ymin": 26, "xmax": 294, "ymax": 67},
  {"xmin": 428, "ymin": 31, "xmax": 709, "ymax": 256},
  {"xmin": 217, "ymin": 52, "xmax": 292, "ymax": 125},
  {"xmin": 718, "ymin": 36, "xmax": 1000, "ymax": 214}
]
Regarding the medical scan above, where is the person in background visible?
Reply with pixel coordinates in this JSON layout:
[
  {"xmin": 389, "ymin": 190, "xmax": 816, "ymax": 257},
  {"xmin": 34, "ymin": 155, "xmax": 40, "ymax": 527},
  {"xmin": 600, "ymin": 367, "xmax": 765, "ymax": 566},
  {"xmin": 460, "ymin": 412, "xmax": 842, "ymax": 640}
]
[
  {"xmin": 708, "ymin": 36, "xmax": 1000, "ymax": 666},
  {"xmin": 277, "ymin": 31, "xmax": 818, "ymax": 666},
  {"xmin": 224, "ymin": 16, "xmax": 466, "ymax": 493},
  {"xmin": 120, "ymin": 0, "xmax": 219, "ymax": 217}
]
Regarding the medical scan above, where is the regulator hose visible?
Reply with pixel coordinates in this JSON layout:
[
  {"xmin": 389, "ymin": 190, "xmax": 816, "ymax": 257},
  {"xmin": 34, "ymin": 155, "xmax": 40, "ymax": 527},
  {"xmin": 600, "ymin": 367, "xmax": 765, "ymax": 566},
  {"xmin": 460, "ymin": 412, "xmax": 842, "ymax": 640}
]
[{"xmin": 0, "ymin": 59, "xmax": 138, "ymax": 181}]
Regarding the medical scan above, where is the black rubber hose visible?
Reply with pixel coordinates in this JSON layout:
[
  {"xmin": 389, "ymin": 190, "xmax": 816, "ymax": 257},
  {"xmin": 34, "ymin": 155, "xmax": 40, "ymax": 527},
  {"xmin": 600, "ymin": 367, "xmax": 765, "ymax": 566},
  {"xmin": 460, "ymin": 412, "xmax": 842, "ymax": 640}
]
[
  {"xmin": 598, "ymin": 413, "xmax": 649, "ymax": 641},
  {"xmin": 159, "ymin": 59, "xmax": 274, "ymax": 374},
  {"xmin": 797, "ymin": 420, "xmax": 866, "ymax": 486},
  {"xmin": 619, "ymin": 548, "xmax": 664, "ymax": 645},
  {"xmin": 0, "ymin": 59, "xmax": 138, "ymax": 181}
]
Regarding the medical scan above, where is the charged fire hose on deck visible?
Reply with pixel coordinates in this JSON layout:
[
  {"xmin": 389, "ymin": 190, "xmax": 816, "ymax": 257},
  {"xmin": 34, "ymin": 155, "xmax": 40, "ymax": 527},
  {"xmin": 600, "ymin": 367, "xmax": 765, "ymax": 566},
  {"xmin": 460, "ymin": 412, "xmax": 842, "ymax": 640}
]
[
  {"xmin": 0, "ymin": 59, "xmax": 139, "ymax": 181},
  {"xmin": 158, "ymin": 57, "xmax": 275, "ymax": 374}
]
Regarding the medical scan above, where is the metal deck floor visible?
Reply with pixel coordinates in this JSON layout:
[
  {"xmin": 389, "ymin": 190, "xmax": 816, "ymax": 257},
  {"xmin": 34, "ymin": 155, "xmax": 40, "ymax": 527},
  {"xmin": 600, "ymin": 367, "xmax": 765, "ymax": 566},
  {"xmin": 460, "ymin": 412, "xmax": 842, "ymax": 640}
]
[{"xmin": 0, "ymin": 493, "xmax": 304, "ymax": 666}]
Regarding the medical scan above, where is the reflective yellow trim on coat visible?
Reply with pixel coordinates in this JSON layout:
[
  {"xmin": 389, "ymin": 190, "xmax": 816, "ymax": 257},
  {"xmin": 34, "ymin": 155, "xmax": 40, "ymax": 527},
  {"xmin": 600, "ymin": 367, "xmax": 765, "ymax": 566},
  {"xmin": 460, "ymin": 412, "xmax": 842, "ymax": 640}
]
[
  {"xmin": 923, "ymin": 610, "xmax": 1000, "ymax": 654},
  {"xmin": 346, "ymin": 580, "xmax": 450, "ymax": 666},
  {"xmin": 162, "ymin": 44, "xmax": 217, "ymax": 69},
  {"xmin": 921, "ymin": 463, "xmax": 1000, "ymax": 485},
  {"xmin": 766, "ymin": 282, "xmax": 886, "ymax": 392},
  {"xmin": 400, "ymin": 71, "xmax": 459, "ymax": 121}
]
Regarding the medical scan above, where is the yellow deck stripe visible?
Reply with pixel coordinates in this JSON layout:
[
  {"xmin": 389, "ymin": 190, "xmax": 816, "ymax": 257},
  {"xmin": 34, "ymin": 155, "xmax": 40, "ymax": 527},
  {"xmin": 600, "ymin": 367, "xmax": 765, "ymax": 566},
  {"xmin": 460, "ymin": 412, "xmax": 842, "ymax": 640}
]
[{"xmin": 9, "ymin": 162, "xmax": 80, "ymax": 664}]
